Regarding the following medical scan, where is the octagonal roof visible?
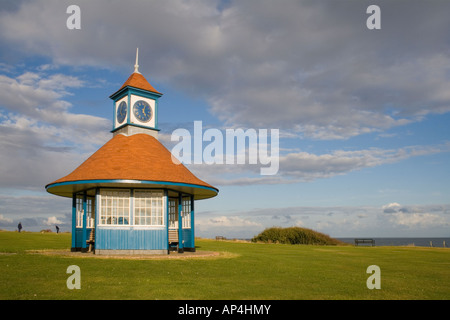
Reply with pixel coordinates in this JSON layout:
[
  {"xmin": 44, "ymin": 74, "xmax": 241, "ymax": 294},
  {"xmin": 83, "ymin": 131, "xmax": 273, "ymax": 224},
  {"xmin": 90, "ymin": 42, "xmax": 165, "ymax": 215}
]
[{"xmin": 45, "ymin": 133, "xmax": 218, "ymax": 200}]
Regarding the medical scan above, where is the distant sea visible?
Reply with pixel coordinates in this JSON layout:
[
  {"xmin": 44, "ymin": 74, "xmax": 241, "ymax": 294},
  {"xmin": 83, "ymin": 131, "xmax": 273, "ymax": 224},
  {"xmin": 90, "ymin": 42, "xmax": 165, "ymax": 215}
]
[{"xmin": 337, "ymin": 237, "xmax": 450, "ymax": 248}]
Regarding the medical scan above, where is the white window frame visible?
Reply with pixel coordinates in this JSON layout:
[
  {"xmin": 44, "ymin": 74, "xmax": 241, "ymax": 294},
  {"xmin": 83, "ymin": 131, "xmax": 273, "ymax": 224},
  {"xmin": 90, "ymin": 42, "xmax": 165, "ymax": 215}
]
[
  {"xmin": 133, "ymin": 189, "xmax": 164, "ymax": 227},
  {"xmin": 182, "ymin": 196, "xmax": 191, "ymax": 229},
  {"xmin": 98, "ymin": 189, "xmax": 130, "ymax": 226},
  {"xmin": 76, "ymin": 195, "xmax": 83, "ymax": 228},
  {"xmin": 168, "ymin": 198, "xmax": 178, "ymax": 229},
  {"xmin": 75, "ymin": 195, "xmax": 95, "ymax": 228}
]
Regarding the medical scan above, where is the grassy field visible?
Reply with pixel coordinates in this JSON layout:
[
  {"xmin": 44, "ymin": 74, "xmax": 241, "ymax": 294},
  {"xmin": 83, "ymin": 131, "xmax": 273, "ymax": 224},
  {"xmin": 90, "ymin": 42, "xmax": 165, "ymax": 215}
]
[{"xmin": 0, "ymin": 230, "xmax": 449, "ymax": 300}]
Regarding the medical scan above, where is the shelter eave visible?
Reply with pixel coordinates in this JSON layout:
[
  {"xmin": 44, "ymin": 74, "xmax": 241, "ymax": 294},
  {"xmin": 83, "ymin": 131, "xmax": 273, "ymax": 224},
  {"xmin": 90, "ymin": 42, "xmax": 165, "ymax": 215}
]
[{"xmin": 45, "ymin": 179, "xmax": 219, "ymax": 200}]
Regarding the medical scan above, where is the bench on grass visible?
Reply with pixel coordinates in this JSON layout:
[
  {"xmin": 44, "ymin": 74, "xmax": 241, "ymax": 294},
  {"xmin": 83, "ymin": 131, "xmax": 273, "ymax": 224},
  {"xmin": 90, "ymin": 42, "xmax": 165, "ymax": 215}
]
[{"xmin": 354, "ymin": 238, "xmax": 375, "ymax": 246}]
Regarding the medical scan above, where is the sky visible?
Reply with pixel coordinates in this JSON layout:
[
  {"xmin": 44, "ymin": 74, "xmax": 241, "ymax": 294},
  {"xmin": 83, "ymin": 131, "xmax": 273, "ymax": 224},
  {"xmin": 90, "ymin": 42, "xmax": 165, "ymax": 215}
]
[{"xmin": 0, "ymin": 0, "xmax": 449, "ymax": 238}]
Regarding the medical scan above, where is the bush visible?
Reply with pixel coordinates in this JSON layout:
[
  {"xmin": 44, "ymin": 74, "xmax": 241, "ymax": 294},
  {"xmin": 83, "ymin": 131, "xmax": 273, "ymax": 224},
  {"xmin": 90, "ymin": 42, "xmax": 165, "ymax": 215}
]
[{"xmin": 251, "ymin": 227, "xmax": 344, "ymax": 245}]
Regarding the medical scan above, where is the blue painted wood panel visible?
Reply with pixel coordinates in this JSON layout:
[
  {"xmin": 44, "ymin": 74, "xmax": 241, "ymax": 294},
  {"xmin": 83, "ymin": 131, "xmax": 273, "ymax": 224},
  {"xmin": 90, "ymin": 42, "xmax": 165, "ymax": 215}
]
[
  {"xmin": 182, "ymin": 229, "xmax": 193, "ymax": 248},
  {"xmin": 73, "ymin": 228, "xmax": 93, "ymax": 248},
  {"xmin": 96, "ymin": 228, "xmax": 168, "ymax": 250}
]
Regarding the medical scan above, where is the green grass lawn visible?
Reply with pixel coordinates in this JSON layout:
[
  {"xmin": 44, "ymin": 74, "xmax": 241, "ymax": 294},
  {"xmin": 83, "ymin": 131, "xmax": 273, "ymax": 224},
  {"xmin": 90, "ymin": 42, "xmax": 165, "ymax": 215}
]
[{"xmin": 0, "ymin": 230, "xmax": 449, "ymax": 300}]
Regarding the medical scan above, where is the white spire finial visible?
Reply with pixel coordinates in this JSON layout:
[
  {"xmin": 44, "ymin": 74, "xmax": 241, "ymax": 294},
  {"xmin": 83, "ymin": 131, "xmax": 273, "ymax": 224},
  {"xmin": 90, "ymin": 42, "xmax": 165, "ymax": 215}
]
[{"xmin": 134, "ymin": 48, "xmax": 140, "ymax": 73}]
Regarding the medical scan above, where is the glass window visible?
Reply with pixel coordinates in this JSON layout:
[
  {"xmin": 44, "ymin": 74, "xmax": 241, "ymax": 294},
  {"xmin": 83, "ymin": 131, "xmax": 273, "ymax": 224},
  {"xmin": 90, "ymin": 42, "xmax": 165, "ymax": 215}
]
[
  {"xmin": 168, "ymin": 199, "xmax": 178, "ymax": 229},
  {"xmin": 75, "ymin": 195, "xmax": 95, "ymax": 228},
  {"xmin": 182, "ymin": 197, "xmax": 191, "ymax": 229},
  {"xmin": 86, "ymin": 197, "xmax": 95, "ymax": 228},
  {"xmin": 99, "ymin": 189, "xmax": 130, "ymax": 225},
  {"xmin": 76, "ymin": 195, "xmax": 83, "ymax": 228},
  {"xmin": 134, "ymin": 190, "xmax": 164, "ymax": 226}
]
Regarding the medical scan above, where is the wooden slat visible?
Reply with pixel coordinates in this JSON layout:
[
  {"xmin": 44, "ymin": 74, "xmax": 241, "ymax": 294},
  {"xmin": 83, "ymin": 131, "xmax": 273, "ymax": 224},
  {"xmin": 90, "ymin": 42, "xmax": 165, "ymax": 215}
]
[{"xmin": 168, "ymin": 229, "xmax": 178, "ymax": 243}]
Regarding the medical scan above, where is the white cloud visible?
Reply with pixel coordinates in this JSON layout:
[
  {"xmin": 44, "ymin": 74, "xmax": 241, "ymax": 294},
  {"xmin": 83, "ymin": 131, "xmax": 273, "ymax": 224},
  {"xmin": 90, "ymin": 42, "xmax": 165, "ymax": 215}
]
[
  {"xmin": 2, "ymin": 1, "xmax": 450, "ymax": 140},
  {"xmin": 202, "ymin": 2, "xmax": 450, "ymax": 139},
  {"xmin": 0, "ymin": 194, "xmax": 69, "ymax": 216},
  {"xmin": 388, "ymin": 212, "xmax": 446, "ymax": 229},
  {"xmin": 185, "ymin": 143, "xmax": 450, "ymax": 186},
  {"xmin": 0, "ymin": 214, "xmax": 13, "ymax": 224},
  {"xmin": 0, "ymin": 71, "xmax": 106, "ymax": 133},
  {"xmin": 0, "ymin": 194, "xmax": 71, "ymax": 231},
  {"xmin": 195, "ymin": 203, "xmax": 450, "ymax": 238},
  {"xmin": 382, "ymin": 202, "xmax": 402, "ymax": 213},
  {"xmin": 381, "ymin": 203, "xmax": 450, "ymax": 229},
  {"xmin": 195, "ymin": 214, "xmax": 264, "ymax": 238},
  {"xmin": 0, "ymin": 70, "xmax": 110, "ymax": 189},
  {"xmin": 197, "ymin": 215, "xmax": 262, "ymax": 228},
  {"xmin": 44, "ymin": 216, "xmax": 63, "ymax": 226}
]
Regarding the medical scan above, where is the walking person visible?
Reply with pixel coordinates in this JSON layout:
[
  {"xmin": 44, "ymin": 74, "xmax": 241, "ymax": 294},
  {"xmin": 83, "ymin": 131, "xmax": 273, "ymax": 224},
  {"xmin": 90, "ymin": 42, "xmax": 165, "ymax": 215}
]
[
  {"xmin": 56, "ymin": 225, "xmax": 60, "ymax": 233},
  {"xmin": 18, "ymin": 222, "xmax": 22, "ymax": 233}
]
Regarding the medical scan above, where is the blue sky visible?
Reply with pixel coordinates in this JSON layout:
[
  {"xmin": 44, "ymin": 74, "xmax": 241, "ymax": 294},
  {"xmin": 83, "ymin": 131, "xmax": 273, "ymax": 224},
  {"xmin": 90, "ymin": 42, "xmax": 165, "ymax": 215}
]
[{"xmin": 0, "ymin": 0, "xmax": 449, "ymax": 238}]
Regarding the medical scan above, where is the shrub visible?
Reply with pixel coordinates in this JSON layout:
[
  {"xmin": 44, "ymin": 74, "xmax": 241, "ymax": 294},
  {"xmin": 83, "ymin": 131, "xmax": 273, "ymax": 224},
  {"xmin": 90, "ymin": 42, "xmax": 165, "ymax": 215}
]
[{"xmin": 251, "ymin": 227, "xmax": 344, "ymax": 245}]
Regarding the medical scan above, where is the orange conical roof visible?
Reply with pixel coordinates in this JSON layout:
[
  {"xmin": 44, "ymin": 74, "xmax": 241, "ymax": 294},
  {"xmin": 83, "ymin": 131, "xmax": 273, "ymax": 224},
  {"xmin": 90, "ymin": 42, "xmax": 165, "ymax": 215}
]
[
  {"xmin": 115, "ymin": 72, "xmax": 162, "ymax": 95},
  {"xmin": 46, "ymin": 133, "xmax": 218, "ymax": 199}
]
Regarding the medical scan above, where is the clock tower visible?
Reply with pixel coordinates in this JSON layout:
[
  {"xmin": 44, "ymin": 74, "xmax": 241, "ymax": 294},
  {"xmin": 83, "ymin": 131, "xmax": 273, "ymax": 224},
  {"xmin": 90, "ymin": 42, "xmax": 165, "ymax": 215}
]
[{"xmin": 110, "ymin": 48, "xmax": 163, "ymax": 138}]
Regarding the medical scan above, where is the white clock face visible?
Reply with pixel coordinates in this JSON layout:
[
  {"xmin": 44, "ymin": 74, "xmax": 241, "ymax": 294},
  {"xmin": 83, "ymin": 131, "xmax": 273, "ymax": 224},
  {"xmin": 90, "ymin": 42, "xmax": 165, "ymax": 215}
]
[
  {"xmin": 133, "ymin": 100, "xmax": 152, "ymax": 122},
  {"xmin": 117, "ymin": 101, "xmax": 127, "ymax": 124},
  {"xmin": 114, "ymin": 97, "xmax": 128, "ymax": 128},
  {"xmin": 130, "ymin": 96, "xmax": 155, "ymax": 127}
]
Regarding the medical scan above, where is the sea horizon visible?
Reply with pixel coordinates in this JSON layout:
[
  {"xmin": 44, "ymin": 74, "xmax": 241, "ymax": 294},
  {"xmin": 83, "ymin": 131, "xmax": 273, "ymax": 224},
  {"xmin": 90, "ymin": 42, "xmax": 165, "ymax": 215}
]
[{"xmin": 337, "ymin": 237, "xmax": 450, "ymax": 248}]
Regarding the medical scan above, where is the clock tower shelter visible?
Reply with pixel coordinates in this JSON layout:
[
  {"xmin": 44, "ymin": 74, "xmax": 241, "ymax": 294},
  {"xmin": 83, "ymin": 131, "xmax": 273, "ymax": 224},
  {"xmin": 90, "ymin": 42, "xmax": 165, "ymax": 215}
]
[{"xmin": 45, "ymin": 49, "xmax": 218, "ymax": 255}]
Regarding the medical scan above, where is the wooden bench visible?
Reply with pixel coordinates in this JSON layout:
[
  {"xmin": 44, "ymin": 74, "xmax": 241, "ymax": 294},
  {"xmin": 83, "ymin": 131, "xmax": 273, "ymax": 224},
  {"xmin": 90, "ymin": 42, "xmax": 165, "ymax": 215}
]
[
  {"xmin": 86, "ymin": 229, "xmax": 95, "ymax": 252},
  {"xmin": 215, "ymin": 236, "xmax": 226, "ymax": 240},
  {"xmin": 168, "ymin": 229, "xmax": 179, "ymax": 250},
  {"xmin": 354, "ymin": 238, "xmax": 375, "ymax": 246}
]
